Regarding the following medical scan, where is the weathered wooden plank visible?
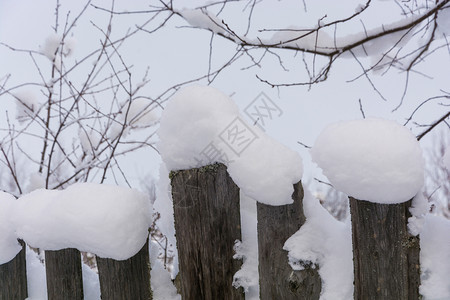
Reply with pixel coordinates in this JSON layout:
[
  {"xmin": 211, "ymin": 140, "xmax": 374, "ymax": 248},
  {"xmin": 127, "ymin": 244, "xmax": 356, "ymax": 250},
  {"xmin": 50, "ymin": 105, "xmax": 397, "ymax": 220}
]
[
  {"xmin": 0, "ymin": 241, "xmax": 28, "ymax": 300},
  {"xmin": 257, "ymin": 181, "xmax": 321, "ymax": 299},
  {"xmin": 171, "ymin": 163, "xmax": 244, "ymax": 300},
  {"xmin": 97, "ymin": 239, "xmax": 152, "ymax": 300},
  {"xmin": 45, "ymin": 248, "xmax": 83, "ymax": 300},
  {"xmin": 349, "ymin": 197, "xmax": 420, "ymax": 300}
]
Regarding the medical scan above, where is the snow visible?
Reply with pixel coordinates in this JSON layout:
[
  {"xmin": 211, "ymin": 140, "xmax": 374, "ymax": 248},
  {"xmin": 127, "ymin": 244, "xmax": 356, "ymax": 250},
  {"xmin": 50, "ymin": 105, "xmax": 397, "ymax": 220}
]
[
  {"xmin": 157, "ymin": 85, "xmax": 303, "ymax": 206},
  {"xmin": 79, "ymin": 127, "xmax": 102, "ymax": 155},
  {"xmin": 62, "ymin": 37, "xmax": 77, "ymax": 57},
  {"xmin": 12, "ymin": 183, "xmax": 151, "ymax": 260},
  {"xmin": 125, "ymin": 98, "xmax": 158, "ymax": 128},
  {"xmin": 232, "ymin": 192, "xmax": 259, "ymax": 299},
  {"xmin": 419, "ymin": 214, "xmax": 450, "ymax": 299},
  {"xmin": 14, "ymin": 91, "xmax": 40, "ymax": 124},
  {"xmin": 41, "ymin": 34, "xmax": 63, "ymax": 71},
  {"xmin": 265, "ymin": 26, "xmax": 333, "ymax": 50},
  {"xmin": 40, "ymin": 34, "xmax": 76, "ymax": 71},
  {"xmin": 41, "ymin": 33, "xmax": 76, "ymax": 59},
  {"xmin": 176, "ymin": 1, "xmax": 443, "ymax": 60},
  {"xmin": 443, "ymin": 145, "xmax": 450, "ymax": 170},
  {"xmin": 355, "ymin": 4, "xmax": 365, "ymax": 13},
  {"xmin": 255, "ymin": 12, "xmax": 417, "ymax": 56},
  {"xmin": 150, "ymin": 242, "xmax": 181, "ymax": 300},
  {"xmin": 311, "ymin": 118, "xmax": 424, "ymax": 204},
  {"xmin": 26, "ymin": 248, "xmax": 47, "ymax": 300},
  {"xmin": 41, "ymin": 33, "xmax": 61, "ymax": 61},
  {"xmin": 157, "ymin": 85, "xmax": 239, "ymax": 170},
  {"xmin": 106, "ymin": 121, "xmax": 123, "ymax": 141},
  {"xmin": 104, "ymin": 99, "xmax": 157, "ymax": 142},
  {"xmin": 179, "ymin": 9, "xmax": 228, "ymax": 36},
  {"xmin": 0, "ymin": 191, "xmax": 22, "ymax": 264},
  {"xmin": 153, "ymin": 163, "xmax": 179, "ymax": 278},
  {"xmin": 226, "ymin": 134, "xmax": 303, "ymax": 205},
  {"xmin": 408, "ymin": 192, "xmax": 430, "ymax": 236},
  {"xmin": 284, "ymin": 189, "xmax": 353, "ymax": 300}
]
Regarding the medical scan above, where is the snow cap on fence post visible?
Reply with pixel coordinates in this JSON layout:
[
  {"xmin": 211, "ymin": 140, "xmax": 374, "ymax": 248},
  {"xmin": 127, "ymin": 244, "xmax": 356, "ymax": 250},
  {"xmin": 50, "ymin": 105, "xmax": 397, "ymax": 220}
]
[
  {"xmin": 157, "ymin": 84, "xmax": 303, "ymax": 206},
  {"xmin": 311, "ymin": 118, "xmax": 424, "ymax": 204},
  {"xmin": 12, "ymin": 183, "xmax": 151, "ymax": 260}
]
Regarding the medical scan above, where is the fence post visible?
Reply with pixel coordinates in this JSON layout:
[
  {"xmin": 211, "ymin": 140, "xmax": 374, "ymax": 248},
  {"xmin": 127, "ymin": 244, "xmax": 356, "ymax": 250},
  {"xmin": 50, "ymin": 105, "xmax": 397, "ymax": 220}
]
[
  {"xmin": 257, "ymin": 181, "xmax": 321, "ymax": 299},
  {"xmin": 170, "ymin": 163, "xmax": 244, "ymax": 300},
  {"xmin": 45, "ymin": 248, "xmax": 83, "ymax": 300},
  {"xmin": 97, "ymin": 238, "xmax": 152, "ymax": 300},
  {"xmin": 0, "ymin": 241, "xmax": 27, "ymax": 300},
  {"xmin": 349, "ymin": 197, "xmax": 420, "ymax": 300}
]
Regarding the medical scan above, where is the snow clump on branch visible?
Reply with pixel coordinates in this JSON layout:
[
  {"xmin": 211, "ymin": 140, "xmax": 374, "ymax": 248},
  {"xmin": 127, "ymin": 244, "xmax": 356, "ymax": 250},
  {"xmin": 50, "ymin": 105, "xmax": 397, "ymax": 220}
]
[
  {"xmin": 179, "ymin": 9, "xmax": 229, "ymax": 36},
  {"xmin": 14, "ymin": 91, "xmax": 40, "ymax": 124},
  {"xmin": 41, "ymin": 33, "xmax": 77, "ymax": 70}
]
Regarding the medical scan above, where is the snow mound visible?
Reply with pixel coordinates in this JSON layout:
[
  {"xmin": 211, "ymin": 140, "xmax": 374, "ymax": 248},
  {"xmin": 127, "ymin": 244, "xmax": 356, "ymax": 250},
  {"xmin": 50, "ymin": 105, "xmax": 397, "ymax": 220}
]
[
  {"xmin": 157, "ymin": 85, "xmax": 303, "ymax": 205},
  {"xmin": 0, "ymin": 191, "xmax": 22, "ymax": 264},
  {"xmin": 311, "ymin": 118, "xmax": 424, "ymax": 204},
  {"xmin": 13, "ymin": 183, "xmax": 151, "ymax": 260}
]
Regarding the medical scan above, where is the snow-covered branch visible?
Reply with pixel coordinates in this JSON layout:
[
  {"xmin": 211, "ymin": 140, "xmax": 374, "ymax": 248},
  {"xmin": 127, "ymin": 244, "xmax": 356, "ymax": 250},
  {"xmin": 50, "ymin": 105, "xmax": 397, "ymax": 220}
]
[{"xmin": 173, "ymin": 0, "xmax": 450, "ymax": 88}]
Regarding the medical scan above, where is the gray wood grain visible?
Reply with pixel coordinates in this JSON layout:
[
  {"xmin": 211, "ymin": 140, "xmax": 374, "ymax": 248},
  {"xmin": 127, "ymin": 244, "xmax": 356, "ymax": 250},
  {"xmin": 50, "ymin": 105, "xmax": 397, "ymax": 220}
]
[
  {"xmin": 171, "ymin": 163, "xmax": 244, "ymax": 300},
  {"xmin": 0, "ymin": 241, "xmax": 27, "ymax": 300},
  {"xmin": 97, "ymin": 239, "xmax": 152, "ymax": 300},
  {"xmin": 45, "ymin": 248, "xmax": 83, "ymax": 300},
  {"xmin": 349, "ymin": 197, "xmax": 420, "ymax": 300},
  {"xmin": 257, "ymin": 181, "xmax": 321, "ymax": 299}
]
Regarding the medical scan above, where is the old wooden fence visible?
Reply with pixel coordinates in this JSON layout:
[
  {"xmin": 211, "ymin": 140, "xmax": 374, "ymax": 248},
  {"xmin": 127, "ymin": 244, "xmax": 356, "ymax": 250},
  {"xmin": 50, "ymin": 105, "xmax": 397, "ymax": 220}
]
[{"xmin": 0, "ymin": 163, "xmax": 420, "ymax": 300}]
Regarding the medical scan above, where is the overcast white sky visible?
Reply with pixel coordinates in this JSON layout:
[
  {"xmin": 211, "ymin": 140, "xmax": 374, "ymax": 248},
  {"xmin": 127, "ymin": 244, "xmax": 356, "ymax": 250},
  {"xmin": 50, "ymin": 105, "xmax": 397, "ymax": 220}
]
[{"xmin": 0, "ymin": 0, "xmax": 448, "ymax": 188}]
